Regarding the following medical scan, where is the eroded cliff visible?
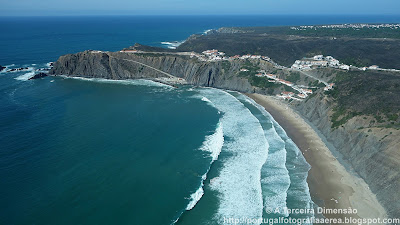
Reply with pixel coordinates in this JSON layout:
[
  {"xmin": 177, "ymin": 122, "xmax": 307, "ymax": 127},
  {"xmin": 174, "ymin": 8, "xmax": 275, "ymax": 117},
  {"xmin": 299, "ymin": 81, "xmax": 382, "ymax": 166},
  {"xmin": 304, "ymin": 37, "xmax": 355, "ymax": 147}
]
[
  {"xmin": 50, "ymin": 51, "xmax": 253, "ymax": 92},
  {"xmin": 294, "ymin": 92, "xmax": 400, "ymax": 218}
]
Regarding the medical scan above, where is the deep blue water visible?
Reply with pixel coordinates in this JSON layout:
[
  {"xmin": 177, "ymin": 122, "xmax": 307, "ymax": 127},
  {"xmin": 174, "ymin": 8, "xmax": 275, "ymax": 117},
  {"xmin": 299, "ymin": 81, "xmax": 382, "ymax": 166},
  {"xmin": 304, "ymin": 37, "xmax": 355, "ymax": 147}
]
[
  {"xmin": 1, "ymin": 15, "xmax": 400, "ymax": 65},
  {"xmin": 1, "ymin": 15, "xmax": 399, "ymax": 225}
]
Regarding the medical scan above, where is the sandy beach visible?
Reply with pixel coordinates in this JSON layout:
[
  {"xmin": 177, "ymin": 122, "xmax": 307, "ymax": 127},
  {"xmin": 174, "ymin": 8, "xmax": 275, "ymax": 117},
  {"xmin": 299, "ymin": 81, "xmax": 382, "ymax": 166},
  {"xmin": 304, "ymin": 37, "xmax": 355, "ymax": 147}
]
[{"xmin": 247, "ymin": 93, "xmax": 387, "ymax": 224}]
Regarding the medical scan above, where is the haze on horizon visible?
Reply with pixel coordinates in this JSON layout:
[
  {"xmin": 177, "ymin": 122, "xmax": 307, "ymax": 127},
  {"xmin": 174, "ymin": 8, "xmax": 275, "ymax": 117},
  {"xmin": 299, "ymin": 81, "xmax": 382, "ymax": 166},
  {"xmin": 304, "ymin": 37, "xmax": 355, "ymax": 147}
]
[{"xmin": 1, "ymin": 0, "xmax": 400, "ymax": 16}]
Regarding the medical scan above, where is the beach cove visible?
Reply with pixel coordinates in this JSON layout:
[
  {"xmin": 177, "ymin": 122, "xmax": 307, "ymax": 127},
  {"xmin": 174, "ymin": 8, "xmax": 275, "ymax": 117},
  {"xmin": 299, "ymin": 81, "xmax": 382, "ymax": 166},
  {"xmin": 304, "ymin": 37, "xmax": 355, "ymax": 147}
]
[{"xmin": 247, "ymin": 93, "xmax": 387, "ymax": 224}]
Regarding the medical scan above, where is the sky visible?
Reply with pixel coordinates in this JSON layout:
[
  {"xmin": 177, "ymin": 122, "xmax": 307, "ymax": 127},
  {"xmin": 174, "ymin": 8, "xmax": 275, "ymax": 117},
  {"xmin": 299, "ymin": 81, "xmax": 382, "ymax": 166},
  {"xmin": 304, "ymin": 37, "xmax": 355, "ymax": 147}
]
[{"xmin": 1, "ymin": 0, "xmax": 400, "ymax": 16}]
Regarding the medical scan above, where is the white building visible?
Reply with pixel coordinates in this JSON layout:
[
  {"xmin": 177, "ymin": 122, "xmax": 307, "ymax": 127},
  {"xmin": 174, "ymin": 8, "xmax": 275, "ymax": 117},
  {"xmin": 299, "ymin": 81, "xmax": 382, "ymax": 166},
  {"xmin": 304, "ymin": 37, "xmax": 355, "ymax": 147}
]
[
  {"xmin": 240, "ymin": 55, "xmax": 251, "ymax": 59},
  {"xmin": 297, "ymin": 94, "xmax": 307, "ymax": 99},
  {"xmin": 291, "ymin": 64, "xmax": 301, "ymax": 69},
  {"xmin": 369, "ymin": 65, "xmax": 379, "ymax": 70},
  {"xmin": 324, "ymin": 83, "xmax": 335, "ymax": 91},
  {"xmin": 250, "ymin": 55, "xmax": 261, "ymax": 59},
  {"xmin": 311, "ymin": 61, "xmax": 328, "ymax": 66},
  {"xmin": 202, "ymin": 49, "xmax": 218, "ymax": 55},
  {"xmin": 300, "ymin": 89, "xmax": 313, "ymax": 94},
  {"xmin": 329, "ymin": 59, "xmax": 340, "ymax": 67},
  {"xmin": 120, "ymin": 50, "xmax": 138, "ymax": 53},
  {"xmin": 325, "ymin": 56, "xmax": 334, "ymax": 61},
  {"xmin": 313, "ymin": 55, "xmax": 323, "ymax": 61},
  {"xmin": 339, "ymin": 64, "xmax": 350, "ymax": 70}
]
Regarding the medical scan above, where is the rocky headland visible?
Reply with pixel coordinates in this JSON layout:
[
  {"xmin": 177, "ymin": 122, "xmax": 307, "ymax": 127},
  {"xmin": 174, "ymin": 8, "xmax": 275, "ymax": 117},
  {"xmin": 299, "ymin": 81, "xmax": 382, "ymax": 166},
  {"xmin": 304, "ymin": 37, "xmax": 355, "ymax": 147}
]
[{"xmin": 49, "ymin": 26, "xmax": 400, "ymax": 219}]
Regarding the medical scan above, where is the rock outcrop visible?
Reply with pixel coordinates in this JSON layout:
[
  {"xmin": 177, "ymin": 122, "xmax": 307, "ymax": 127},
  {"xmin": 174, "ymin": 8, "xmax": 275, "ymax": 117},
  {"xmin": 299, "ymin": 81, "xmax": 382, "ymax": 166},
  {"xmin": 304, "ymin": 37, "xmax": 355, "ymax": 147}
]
[
  {"xmin": 29, "ymin": 72, "xmax": 48, "ymax": 80},
  {"xmin": 7, "ymin": 67, "xmax": 29, "ymax": 72}
]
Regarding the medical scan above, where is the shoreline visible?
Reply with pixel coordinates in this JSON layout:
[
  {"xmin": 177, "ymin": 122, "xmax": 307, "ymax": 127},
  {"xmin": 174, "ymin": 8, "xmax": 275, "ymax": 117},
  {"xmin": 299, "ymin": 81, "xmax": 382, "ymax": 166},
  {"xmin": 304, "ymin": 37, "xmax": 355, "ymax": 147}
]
[{"xmin": 246, "ymin": 93, "xmax": 387, "ymax": 223}]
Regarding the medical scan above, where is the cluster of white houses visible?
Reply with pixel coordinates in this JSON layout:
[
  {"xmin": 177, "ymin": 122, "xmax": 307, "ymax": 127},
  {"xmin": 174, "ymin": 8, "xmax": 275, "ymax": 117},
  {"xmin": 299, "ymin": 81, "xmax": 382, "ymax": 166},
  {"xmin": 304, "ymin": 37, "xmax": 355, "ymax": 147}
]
[
  {"xmin": 291, "ymin": 54, "xmax": 394, "ymax": 72},
  {"xmin": 119, "ymin": 49, "xmax": 141, "ymax": 53},
  {"xmin": 291, "ymin": 55, "xmax": 345, "ymax": 70},
  {"xmin": 291, "ymin": 23, "xmax": 400, "ymax": 31},
  {"xmin": 198, "ymin": 49, "xmax": 271, "ymax": 62}
]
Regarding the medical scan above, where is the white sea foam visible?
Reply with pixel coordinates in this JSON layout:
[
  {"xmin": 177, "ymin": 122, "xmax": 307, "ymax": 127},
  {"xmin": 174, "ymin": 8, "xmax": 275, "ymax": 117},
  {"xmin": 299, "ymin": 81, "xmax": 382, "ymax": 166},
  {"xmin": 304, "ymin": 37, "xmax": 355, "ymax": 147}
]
[
  {"xmin": 200, "ymin": 121, "xmax": 224, "ymax": 161},
  {"xmin": 0, "ymin": 64, "xmax": 13, "ymax": 74},
  {"xmin": 186, "ymin": 121, "xmax": 224, "ymax": 211},
  {"xmin": 260, "ymin": 125, "xmax": 291, "ymax": 216},
  {"xmin": 186, "ymin": 183, "xmax": 205, "ymax": 210},
  {"xmin": 14, "ymin": 71, "xmax": 35, "ymax": 81},
  {"xmin": 274, "ymin": 125, "xmax": 314, "ymax": 202},
  {"xmin": 235, "ymin": 94, "xmax": 291, "ymax": 216},
  {"xmin": 60, "ymin": 76, "xmax": 173, "ymax": 88},
  {"xmin": 240, "ymin": 95, "xmax": 314, "ymax": 219},
  {"xmin": 198, "ymin": 88, "xmax": 269, "ymax": 223},
  {"xmin": 161, "ymin": 41, "xmax": 185, "ymax": 49},
  {"xmin": 1, "ymin": 64, "xmax": 15, "ymax": 72},
  {"xmin": 201, "ymin": 96, "xmax": 212, "ymax": 104}
]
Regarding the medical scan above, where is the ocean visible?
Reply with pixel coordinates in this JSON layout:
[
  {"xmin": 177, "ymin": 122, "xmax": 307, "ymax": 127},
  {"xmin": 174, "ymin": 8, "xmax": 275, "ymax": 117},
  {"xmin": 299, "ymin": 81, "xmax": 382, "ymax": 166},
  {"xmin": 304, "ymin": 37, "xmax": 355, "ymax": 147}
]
[{"xmin": 1, "ymin": 15, "xmax": 400, "ymax": 225}]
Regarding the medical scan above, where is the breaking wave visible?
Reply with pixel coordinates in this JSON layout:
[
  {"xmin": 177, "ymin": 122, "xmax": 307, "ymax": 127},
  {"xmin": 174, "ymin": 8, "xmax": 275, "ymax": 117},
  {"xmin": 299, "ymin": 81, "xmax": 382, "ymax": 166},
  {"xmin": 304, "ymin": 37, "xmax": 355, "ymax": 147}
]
[
  {"xmin": 161, "ymin": 41, "xmax": 185, "ymax": 49},
  {"xmin": 201, "ymin": 96, "xmax": 212, "ymax": 104},
  {"xmin": 14, "ymin": 71, "xmax": 35, "ymax": 81},
  {"xmin": 235, "ymin": 94, "xmax": 291, "ymax": 217},
  {"xmin": 239, "ymin": 95, "xmax": 315, "ymax": 221},
  {"xmin": 0, "ymin": 64, "xmax": 15, "ymax": 73},
  {"xmin": 186, "ymin": 121, "xmax": 224, "ymax": 210},
  {"xmin": 199, "ymin": 88, "xmax": 269, "ymax": 224}
]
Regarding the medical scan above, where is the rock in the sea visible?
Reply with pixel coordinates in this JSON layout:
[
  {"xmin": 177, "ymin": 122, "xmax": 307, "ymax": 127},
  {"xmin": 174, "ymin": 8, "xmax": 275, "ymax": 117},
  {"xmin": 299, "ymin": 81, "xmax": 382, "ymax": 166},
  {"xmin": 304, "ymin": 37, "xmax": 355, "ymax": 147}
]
[
  {"xmin": 7, "ymin": 67, "xmax": 29, "ymax": 72},
  {"xmin": 29, "ymin": 73, "xmax": 48, "ymax": 80}
]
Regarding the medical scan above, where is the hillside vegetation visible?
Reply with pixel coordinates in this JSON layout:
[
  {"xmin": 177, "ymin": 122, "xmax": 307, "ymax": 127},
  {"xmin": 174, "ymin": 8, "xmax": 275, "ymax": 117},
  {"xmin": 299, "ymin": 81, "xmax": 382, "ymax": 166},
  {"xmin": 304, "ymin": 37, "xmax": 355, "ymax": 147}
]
[
  {"xmin": 178, "ymin": 27, "xmax": 400, "ymax": 69},
  {"xmin": 324, "ymin": 70, "xmax": 400, "ymax": 129}
]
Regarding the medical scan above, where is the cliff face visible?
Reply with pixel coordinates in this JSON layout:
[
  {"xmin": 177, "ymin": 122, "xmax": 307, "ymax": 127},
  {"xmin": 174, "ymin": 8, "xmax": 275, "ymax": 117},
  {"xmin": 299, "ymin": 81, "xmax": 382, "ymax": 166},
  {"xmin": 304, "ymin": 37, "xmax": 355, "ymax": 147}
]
[
  {"xmin": 295, "ymin": 93, "xmax": 400, "ymax": 218},
  {"xmin": 50, "ymin": 50, "xmax": 400, "ymax": 217},
  {"xmin": 50, "ymin": 51, "xmax": 253, "ymax": 92}
]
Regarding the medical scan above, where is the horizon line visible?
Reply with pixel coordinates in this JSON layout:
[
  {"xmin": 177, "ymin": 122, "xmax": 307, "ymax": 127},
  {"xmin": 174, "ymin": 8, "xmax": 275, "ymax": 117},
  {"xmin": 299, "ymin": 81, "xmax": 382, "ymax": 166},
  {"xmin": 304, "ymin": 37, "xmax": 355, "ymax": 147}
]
[{"xmin": 1, "ymin": 13, "xmax": 400, "ymax": 18}]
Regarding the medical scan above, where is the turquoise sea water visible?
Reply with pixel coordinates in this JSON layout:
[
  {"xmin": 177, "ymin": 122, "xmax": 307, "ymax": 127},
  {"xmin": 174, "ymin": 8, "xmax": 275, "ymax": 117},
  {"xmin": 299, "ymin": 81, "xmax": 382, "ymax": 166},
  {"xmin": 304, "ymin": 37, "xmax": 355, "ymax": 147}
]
[{"xmin": 1, "ymin": 15, "xmax": 400, "ymax": 225}]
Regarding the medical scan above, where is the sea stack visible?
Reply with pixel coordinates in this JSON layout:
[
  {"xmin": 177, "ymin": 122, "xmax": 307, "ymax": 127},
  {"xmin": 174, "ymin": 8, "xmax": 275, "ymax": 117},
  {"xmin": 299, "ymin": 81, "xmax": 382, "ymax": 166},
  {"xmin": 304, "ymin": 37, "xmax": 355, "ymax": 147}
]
[{"xmin": 29, "ymin": 72, "xmax": 48, "ymax": 80}]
